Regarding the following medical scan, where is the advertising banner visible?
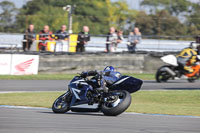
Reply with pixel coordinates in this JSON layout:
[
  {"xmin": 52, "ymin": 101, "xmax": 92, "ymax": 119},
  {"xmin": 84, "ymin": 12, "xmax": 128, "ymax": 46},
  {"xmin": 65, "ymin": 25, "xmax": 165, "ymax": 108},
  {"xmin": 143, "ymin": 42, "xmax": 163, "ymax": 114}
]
[
  {"xmin": 0, "ymin": 54, "xmax": 12, "ymax": 75},
  {"xmin": 10, "ymin": 54, "xmax": 39, "ymax": 75}
]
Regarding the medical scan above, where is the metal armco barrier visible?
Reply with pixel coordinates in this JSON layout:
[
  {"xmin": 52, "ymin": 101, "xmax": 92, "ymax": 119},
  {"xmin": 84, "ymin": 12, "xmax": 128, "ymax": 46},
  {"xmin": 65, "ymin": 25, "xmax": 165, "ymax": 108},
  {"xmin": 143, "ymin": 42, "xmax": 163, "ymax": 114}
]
[{"xmin": 0, "ymin": 33, "xmax": 195, "ymax": 53}]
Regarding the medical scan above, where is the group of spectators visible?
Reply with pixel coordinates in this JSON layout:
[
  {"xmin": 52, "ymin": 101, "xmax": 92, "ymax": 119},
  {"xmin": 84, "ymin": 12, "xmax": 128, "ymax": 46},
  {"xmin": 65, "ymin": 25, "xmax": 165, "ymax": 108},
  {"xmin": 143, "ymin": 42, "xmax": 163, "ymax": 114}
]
[
  {"xmin": 23, "ymin": 24, "xmax": 69, "ymax": 51},
  {"xmin": 23, "ymin": 24, "xmax": 142, "ymax": 52},
  {"xmin": 23, "ymin": 24, "xmax": 91, "ymax": 52},
  {"xmin": 106, "ymin": 27, "xmax": 142, "ymax": 52}
]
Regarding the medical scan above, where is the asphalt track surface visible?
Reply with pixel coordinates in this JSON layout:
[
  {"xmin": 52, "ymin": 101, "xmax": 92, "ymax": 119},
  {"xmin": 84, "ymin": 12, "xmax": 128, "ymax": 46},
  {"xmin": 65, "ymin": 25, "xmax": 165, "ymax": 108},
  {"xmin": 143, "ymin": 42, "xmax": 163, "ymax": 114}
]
[
  {"xmin": 0, "ymin": 80, "xmax": 200, "ymax": 92},
  {"xmin": 0, "ymin": 107, "xmax": 200, "ymax": 133},
  {"xmin": 0, "ymin": 80, "xmax": 200, "ymax": 133}
]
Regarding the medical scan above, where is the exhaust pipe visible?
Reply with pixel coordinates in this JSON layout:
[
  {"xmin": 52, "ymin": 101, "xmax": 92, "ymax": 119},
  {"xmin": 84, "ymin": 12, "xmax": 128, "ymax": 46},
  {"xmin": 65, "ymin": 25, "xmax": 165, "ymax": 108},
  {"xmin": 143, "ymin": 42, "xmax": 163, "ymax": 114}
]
[{"xmin": 161, "ymin": 67, "xmax": 176, "ymax": 77}]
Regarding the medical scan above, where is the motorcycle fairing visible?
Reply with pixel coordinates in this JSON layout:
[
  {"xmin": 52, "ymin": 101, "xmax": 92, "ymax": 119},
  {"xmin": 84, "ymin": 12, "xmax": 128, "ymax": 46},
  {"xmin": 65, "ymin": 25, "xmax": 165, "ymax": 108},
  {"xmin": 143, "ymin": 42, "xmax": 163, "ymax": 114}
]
[
  {"xmin": 68, "ymin": 77, "xmax": 94, "ymax": 106},
  {"xmin": 161, "ymin": 55, "xmax": 178, "ymax": 66},
  {"xmin": 110, "ymin": 76, "xmax": 143, "ymax": 93}
]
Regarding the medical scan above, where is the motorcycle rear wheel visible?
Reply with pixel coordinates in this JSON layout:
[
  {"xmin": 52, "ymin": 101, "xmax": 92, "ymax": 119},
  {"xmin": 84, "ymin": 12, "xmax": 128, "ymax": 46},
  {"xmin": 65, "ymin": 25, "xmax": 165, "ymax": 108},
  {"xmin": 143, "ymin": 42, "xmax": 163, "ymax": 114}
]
[
  {"xmin": 156, "ymin": 70, "xmax": 171, "ymax": 83},
  {"xmin": 101, "ymin": 90, "xmax": 131, "ymax": 116}
]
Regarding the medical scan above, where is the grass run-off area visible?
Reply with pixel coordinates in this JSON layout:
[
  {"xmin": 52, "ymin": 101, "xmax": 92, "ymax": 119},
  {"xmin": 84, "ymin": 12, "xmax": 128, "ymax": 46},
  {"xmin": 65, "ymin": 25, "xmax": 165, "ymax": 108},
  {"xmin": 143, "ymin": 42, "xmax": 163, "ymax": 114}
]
[
  {"xmin": 0, "ymin": 90, "xmax": 199, "ymax": 116},
  {"xmin": 0, "ymin": 73, "xmax": 154, "ymax": 80}
]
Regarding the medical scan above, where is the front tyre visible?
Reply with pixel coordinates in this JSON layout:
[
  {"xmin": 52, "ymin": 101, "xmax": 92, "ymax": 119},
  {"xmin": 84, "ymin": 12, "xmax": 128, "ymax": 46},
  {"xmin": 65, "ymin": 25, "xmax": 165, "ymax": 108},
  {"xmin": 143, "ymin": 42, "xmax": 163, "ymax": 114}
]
[
  {"xmin": 187, "ymin": 78, "xmax": 195, "ymax": 83},
  {"xmin": 101, "ymin": 90, "xmax": 131, "ymax": 116},
  {"xmin": 187, "ymin": 71, "xmax": 200, "ymax": 83},
  {"xmin": 52, "ymin": 92, "xmax": 71, "ymax": 113}
]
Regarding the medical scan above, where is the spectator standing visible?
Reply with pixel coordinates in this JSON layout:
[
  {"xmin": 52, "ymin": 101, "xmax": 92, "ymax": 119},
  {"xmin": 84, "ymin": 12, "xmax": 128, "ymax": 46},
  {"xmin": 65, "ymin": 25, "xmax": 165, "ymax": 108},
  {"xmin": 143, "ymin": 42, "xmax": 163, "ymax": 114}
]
[
  {"xmin": 127, "ymin": 27, "xmax": 142, "ymax": 52},
  {"xmin": 55, "ymin": 25, "xmax": 69, "ymax": 40},
  {"xmin": 106, "ymin": 27, "xmax": 118, "ymax": 52},
  {"xmin": 55, "ymin": 25, "xmax": 69, "ymax": 51},
  {"xmin": 39, "ymin": 25, "xmax": 53, "ymax": 51},
  {"xmin": 23, "ymin": 24, "xmax": 35, "ymax": 51},
  {"xmin": 195, "ymin": 35, "xmax": 200, "ymax": 54},
  {"xmin": 114, "ymin": 30, "xmax": 124, "ymax": 52},
  {"xmin": 76, "ymin": 26, "xmax": 90, "ymax": 52}
]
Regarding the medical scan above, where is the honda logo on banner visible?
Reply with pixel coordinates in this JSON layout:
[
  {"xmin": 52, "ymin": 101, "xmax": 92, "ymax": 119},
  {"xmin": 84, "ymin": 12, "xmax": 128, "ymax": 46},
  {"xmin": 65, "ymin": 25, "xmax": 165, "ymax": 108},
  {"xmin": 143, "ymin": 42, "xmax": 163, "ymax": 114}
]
[
  {"xmin": 11, "ymin": 54, "xmax": 39, "ymax": 75},
  {"xmin": 15, "ymin": 58, "xmax": 34, "ymax": 72}
]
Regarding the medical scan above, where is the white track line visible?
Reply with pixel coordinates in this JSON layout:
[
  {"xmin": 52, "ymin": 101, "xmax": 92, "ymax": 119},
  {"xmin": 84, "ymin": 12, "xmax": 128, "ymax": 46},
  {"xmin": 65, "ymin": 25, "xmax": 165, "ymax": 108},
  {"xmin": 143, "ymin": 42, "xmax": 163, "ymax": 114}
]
[
  {"xmin": 0, "ymin": 105, "xmax": 200, "ymax": 119},
  {"xmin": 0, "ymin": 105, "xmax": 50, "ymax": 110},
  {"xmin": 124, "ymin": 112, "xmax": 200, "ymax": 119}
]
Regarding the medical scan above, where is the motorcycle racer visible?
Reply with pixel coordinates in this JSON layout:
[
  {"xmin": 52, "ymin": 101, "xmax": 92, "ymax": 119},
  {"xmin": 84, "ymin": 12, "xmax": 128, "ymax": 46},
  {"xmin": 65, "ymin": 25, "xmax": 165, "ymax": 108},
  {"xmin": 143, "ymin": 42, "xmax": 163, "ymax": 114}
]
[
  {"xmin": 80, "ymin": 66, "xmax": 143, "ymax": 93},
  {"xmin": 80, "ymin": 66, "xmax": 121, "ymax": 86},
  {"xmin": 176, "ymin": 36, "xmax": 200, "ymax": 73}
]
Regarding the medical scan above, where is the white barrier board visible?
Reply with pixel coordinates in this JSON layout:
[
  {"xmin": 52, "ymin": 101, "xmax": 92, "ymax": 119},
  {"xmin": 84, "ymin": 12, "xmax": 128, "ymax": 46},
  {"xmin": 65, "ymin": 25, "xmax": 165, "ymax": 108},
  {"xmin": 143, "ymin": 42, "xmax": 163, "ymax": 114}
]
[
  {"xmin": 0, "ymin": 54, "xmax": 39, "ymax": 75},
  {"xmin": 10, "ymin": 54, "xmax": 39, "ymax": 75},
  {"xmin": 0, "ymin": 54, "xmax": 12, "ymax": 75}
]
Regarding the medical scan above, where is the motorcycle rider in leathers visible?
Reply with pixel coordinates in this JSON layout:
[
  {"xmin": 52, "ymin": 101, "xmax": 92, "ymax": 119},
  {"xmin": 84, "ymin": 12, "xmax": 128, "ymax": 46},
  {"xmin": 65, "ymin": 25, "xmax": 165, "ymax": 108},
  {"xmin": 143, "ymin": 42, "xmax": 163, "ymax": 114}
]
[
  {"xmin": 80, "ymin": 66, "xmax": 143, "ymax": 93},
  {"xmin": 176, "ymin": 36, "xmax": 200, "ymax": 73},
  {"xmin": 80, "ymin": 66, "xmax": 121, "ymax": 87}
]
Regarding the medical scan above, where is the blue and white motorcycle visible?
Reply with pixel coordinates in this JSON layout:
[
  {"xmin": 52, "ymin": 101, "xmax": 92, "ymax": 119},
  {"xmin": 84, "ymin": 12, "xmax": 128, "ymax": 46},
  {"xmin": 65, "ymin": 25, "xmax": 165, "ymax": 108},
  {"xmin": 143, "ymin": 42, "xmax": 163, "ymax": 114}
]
[{"xmin": 52, "ymin": 69, "xmax": 143, "ymax": 116}]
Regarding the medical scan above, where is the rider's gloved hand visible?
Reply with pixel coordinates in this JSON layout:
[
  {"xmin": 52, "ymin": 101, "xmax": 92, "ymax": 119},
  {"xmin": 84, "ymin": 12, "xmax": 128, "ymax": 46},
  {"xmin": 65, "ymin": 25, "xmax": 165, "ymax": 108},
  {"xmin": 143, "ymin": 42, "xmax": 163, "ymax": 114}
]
[
  {"xmin": 80, "ymin": 72, "xmax": 87, "ymax": 78},
  {"xmin": 88, "ymin": 70, "xmax": 98, "ymax": 76}
]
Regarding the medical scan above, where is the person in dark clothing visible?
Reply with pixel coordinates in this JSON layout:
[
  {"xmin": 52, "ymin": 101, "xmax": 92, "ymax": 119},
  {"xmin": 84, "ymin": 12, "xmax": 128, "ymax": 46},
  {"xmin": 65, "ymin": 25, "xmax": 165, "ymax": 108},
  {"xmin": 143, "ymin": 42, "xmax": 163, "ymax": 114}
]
[
  {"xmin": 55, "ymin": 25, "xmax": 69, "ymax": 40},
  {"xmin": 23, "ymin": 24, "xmax": 35, "ymax": 51},
  {"xmin": 55, "ymin": 25, "xmax": 69, "ymax": 52},
  {"xmin": 39, "ymin": 25, "xmax": 53, "ymax": 51},
  {"xmin": 76, "ymin": 26, "xmax": 90, "ymax": 52},
  {"xmin": 195, "ymin": 35, "xmax": 200, "ymax": 55}
]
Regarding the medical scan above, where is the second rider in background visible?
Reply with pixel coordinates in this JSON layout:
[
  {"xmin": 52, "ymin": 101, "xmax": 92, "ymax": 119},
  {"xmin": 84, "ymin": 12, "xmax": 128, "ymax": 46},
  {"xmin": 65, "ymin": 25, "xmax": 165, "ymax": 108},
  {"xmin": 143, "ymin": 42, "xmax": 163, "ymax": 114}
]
[{"xmin": 176, "ymin": 35, "xmax": 200, "ymax": 74}]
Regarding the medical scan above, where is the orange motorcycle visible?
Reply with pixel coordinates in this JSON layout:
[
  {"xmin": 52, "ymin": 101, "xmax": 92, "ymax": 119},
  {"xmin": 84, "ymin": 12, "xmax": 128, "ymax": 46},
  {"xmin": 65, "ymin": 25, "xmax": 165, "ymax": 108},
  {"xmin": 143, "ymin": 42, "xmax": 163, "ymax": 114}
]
[
  {"xmin": 185, "ymin": 63, "xmax": 200, "ymax": 82},
  {"xmin": 156, "ymin": 55, "xmax": 200, "ymax": 82}
]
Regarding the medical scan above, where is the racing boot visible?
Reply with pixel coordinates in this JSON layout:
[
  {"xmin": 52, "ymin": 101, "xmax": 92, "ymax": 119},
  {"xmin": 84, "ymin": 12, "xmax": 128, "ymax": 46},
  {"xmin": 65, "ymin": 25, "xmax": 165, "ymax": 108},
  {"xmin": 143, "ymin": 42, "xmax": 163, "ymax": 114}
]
[{"xmin": 184, "ymin": 66, "xmax": 194, "ymax": 74}]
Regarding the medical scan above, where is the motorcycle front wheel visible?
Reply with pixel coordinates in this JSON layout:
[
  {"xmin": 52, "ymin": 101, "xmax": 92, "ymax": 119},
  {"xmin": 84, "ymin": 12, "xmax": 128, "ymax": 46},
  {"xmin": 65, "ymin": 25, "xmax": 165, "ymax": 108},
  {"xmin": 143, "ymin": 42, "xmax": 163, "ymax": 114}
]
[
  {"xmin": 52, "ymin": 92, "xmax": 71, "ymax": 113},
  {"xmin": 101, "ymin": 90, "xmax": 131, "ymax": 116}
]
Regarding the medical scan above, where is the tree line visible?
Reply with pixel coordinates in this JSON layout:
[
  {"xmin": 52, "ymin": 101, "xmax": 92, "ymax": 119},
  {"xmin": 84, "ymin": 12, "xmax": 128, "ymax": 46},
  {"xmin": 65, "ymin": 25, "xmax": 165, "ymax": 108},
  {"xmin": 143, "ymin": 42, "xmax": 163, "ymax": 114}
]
[{"xmin": 0, "ymin": 0, "xmax": 199, "ymax": 36}]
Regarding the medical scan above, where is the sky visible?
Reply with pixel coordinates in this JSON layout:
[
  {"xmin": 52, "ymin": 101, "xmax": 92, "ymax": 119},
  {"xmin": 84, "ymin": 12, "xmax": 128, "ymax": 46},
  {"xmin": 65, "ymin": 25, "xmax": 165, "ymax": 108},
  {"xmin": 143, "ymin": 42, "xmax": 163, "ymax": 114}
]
[
  {"xmin": 0, "ymin": 0, "xmax": 29, "ymax": 8},
  {"xmin": 1, "ymin": 0, "xmax": 200, "ymax": 10},
  {"xmin": 0, "ymin": 0, "xmax": 21, "ymax": 12},
  {"xmin": 1, "ymin": 0, "xmax": 141, "ymax": 10}
]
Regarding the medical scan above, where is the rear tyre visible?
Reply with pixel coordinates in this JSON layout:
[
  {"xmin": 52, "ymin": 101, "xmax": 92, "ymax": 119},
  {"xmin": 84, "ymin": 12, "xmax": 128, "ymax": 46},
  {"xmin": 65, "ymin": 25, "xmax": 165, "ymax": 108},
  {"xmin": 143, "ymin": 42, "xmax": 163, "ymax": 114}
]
[
  {"xmin": 52, "ymin": 93, "xmax": 71, "ymax": 113},
  {"xmin": 156, "ymin": 69, "xmax": 171, "ymax": 83},
  {"xmin": 101, "ymin": 90, "xmax": 131, "ymax": 116}
]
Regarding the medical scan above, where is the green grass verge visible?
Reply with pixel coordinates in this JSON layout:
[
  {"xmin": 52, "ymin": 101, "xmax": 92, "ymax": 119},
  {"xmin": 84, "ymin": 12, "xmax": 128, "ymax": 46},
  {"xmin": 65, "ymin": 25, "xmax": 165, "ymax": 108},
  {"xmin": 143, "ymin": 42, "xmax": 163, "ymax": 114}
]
[
  {"xmin": 0, "ymin": 90, "xmax": 199, "ymax": 116},
  {"xmin": 0, "ymin": 74, "xmax": 77, "ymax": 80},
  {"xmin": 127, "ymin": 90, "xmax": 200, "ymax": 116},
  {"xmin": 0, "ymin": 73, "xmax": 154, "ymax": 80},
  {"xmin": 128, "ymin": 73, "xmax": 154, "ymax": 80}
]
